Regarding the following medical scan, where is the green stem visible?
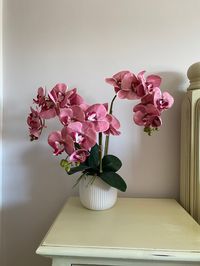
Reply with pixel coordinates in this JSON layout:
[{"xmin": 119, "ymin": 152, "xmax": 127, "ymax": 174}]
[
  {"xmin": 109, "ymin": 94, "xmax": 117, "ymax": 114},
  {"xmin": 99, "ymin": 132, "xmax": 103, "ymax": 173},
  {"xmin": 104, "ymin": 95, "xmax": 117, "ymax": 156}
]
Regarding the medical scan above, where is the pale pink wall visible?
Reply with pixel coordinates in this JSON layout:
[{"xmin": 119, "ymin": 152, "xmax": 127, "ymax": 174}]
[{"xmin": 2, "ymin": 0, "xmax": 200, "ymax": 265}]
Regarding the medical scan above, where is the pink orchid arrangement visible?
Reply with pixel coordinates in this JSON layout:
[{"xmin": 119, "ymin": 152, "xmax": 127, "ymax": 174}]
[{"xmin": 27, "ymin": 70, "xmax": 174, "ymax": 191}]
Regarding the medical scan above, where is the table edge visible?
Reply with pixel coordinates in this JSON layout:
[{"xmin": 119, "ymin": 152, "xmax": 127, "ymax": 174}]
[{"xmin": 36, "ymin": 245, "xmax": 200, "ymax": 262}]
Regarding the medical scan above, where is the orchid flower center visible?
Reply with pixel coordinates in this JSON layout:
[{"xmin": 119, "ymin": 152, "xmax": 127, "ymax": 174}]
[
  {"xmin": 158, "ymin": 98, "xmax": 167, "ymax": 109},
  {"xmin": 75, "ymin": 132, "xmax": 84, "ymax": 144},
  {"xmin": 87, "ymin": 112, "xmax": 97, "ymax": 121},
  {"xmin": 57, "ymin": 92, "xmax": 65, "ymax": 102},
  {"xmin": 55, "ymin": 141, "xmax": 64, "ymax": 150}
]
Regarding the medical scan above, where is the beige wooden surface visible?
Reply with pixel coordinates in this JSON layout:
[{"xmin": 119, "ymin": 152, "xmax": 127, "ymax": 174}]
[
  {"xmin": 180, "ymin": 61, "xmax": 200, "ymax": 223},
  {"xmin": 37, "ymin": 197, "xmax": 200, "ymax": 262}
]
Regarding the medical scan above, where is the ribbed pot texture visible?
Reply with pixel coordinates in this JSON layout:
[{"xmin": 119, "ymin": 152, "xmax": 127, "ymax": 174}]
[{"xmin": 79, "ymin": 175, "xmax": 117, "ymax": 210}]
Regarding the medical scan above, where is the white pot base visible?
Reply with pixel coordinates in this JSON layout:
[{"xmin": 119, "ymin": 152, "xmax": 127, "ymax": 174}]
[{"xmin": 79, "ymin": 175, "xmax": 117, "ymax": 210}]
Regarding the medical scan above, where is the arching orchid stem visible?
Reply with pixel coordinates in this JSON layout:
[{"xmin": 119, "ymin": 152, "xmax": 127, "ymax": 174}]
[
  {"xmin": 99, "ymin": 132, "xmax": 103, "ymax": 173},
  {"xmin": 109, "ymin": 94, "xmax": 117, "ymax": 114},
  {"xmin": 104, "ymin": 94, "xmax": 117, "ymax": 156}
]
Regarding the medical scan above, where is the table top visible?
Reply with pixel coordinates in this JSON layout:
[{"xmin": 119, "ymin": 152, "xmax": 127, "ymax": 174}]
[{"xmin": 36, "ymin": 197, "xmax": 200, "ymax": 262}]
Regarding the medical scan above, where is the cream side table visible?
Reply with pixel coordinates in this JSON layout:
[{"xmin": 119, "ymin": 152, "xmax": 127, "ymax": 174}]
[{"xmin": 36, "ymin": 197, "xmax": 200, "ymax": 266}]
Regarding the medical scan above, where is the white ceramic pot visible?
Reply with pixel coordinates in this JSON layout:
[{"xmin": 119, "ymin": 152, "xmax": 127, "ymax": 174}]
[{"xmin": 79, "ymin": 175, "xmax": 117, "ymax": 210}]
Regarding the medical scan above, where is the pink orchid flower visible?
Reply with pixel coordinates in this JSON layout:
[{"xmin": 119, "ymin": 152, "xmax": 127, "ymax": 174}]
[
  {"xmin": 48, "ymin": 83, "xmax": 68, "ymax": 108},
  {"xmin": 104, "ymin": 114, "xmax": 121, "ymax": 136},
  {"xmin": 33, "ymin": 87, "xmax": 46, "ymax": 106},
  {"xmin": 137, "ymin": 71, "xmax": 162, "ymax": 94},
  {"xmin": 27, "ymin": 107, "xmax": 44, "ymax": 140},
  {"xmin": 67, "ymin": 88, "xmax": 84, "ymax": 106},
  {"xmin": 133, "ymin": 104, "xmax": 162, "ymax": 128},
  {"xmin": 153, "ymin": 89, "xmax": 174, "ymax": 111},
  {"xmin": 105, "ymin": 70, "xmax": 130, "ymax": 93},
  {"xmin": 69, "ymin": 149, "xmax": 90, "ymax": 163},
  {"xmin": 106, "ymin": 71, "xmax": 141, "ymax": 100},
  {"xmin": 85, "ymin": 104, "xmax": 110, "ymax": 132},
  {"xmin": 39, "ymin": 98, "xmax": 57, "ymax": 119},
  {"xmin": 48, "ymin": 129, "xmax": 75, "ymax": 156},
  {"xmin": 64, "ymin": 121, "xmax": 97, "ymax": 150},
  {"xmin": 59, "ymin": 106, "xmax": 85, "ymax": 126},
  {"xmin": 117, "ymin": 72, "xmax": 141, "ymax": 100},
  {"xmin": 141, "ymin": 88, "xmax": 174, "ymax": 111}
]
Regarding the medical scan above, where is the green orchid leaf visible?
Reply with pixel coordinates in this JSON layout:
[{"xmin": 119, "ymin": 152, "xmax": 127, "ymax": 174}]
[
  {"xmin": 102, "ymin": 155, "xmax": 122, "ymax": 172},
  {"xmin": 100, "ymin": 171, "xmax": 127, "ymax": 192},
  {"xmin": 67, "ymin": 164, "xmax": 89, "ymax": 175},
  {"xmin": 86, "ymin": 144, "xmax": 99, "ymax": 169}
]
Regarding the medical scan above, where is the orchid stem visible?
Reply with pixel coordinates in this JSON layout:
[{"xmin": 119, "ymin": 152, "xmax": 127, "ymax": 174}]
[
  {"xmin": 99, "ymin": 132, "xmax": 103, "ymax": 173},
  {"xmin": 104, "ymin": 95, "xmax": 117, "ymax": 156},
  {"xmin": 109, "ymin": 94, "xmax": 117, "ymax": 115}
]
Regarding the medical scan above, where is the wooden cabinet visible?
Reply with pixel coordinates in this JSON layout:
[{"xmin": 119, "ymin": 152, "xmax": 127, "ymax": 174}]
[{"xmin": 36, "ymin": 197, "xmax": 200, "ymax": 266}]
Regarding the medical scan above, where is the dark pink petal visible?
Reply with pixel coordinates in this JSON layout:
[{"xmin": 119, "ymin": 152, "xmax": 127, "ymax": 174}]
[
  {"xmin": 59, "ymin": 106, "xmax": 85, "ymax": 126},
  {"xmin": 63, "ymin": 122, "xmax": 97, "ymax": 150},
  {"xmin": 113, "ymin": 70, "xmax": 130, "ymax": 81},
  {"xmin": 92, "ymin": 120, "xmax": 110, "ymax": 132},
  {"xmin": 86, "ymin": 104, "xmax": 107, "ymax": 120},
  {"xmin": 79, "ymin": 103, "xmax": 90, "ymax": 111},
  {"xmin": 69, "ymin": 149, "xmax": 89, "ymax": 163},
  {"xmin": 48, "ymin": 83, "xmax": 68, "ymax": 108},
  {"xmin": 146, "ymin": 75, "xmax": 162, "ymax": 88},
  {"xmin": 135, "ymin": 83, "xmax": 147, "ymax": 98},
  {"xmin": 137, "ymin": 71, "xmax": 161, "ymax": 94},
  {"xmin": 54, "ymin": 83, "xmax": 67, "ymax": 94},
  {"xmin": 145, "ymin": 104, "xmax": 160, "ymax": 116},
  {"xmin": 154, "ymin": 89, "xmax": 174, "ymax": 111},
  {"xmin": 121, "ymin": 73, "xmax": 135, "ymax": 91},
  {"xmin": 71, "ymin": 106, "xmax": 85, "ymax": 121},
  {"xmin": 133, "ymin": 111, "xmax": 145, "ymax": 126},
  {"xmin": 117, "ymin": 90, "xmax": 129, "ymax": 99},
  {"xmin": 29, "ymin": 128, "xmax": 41, "ymax": 138},
  {"xmin": 126, "ymin": 90, "xmax": 139, "ymax": 100},
  {"xmin": 151, "ymin": 116, "xmax": 162, "ymax": 127},
  {"xmin": 59, "ymin": 108, "xmax": 73, "ymax": 125},
  {"xmin": 85, "ymin": 104, "xmax": 109, "ymax": 132},
  {"xmin": 137, "ymin": 71, "xmax": 146, "ymax": 84},
  {"xmin": 81, "ymin": 135, "xmax": 96, "ymax": 150},
  {"xmin": 81, "ymin": 122, "xmax": 97, "ymax": 140},
  {"xmin": 33, "ymin": 87, "xmax": 46, "ymax": 105},
  {"xmin": 162, "ymin": 92, "xmax": 174, "ymax": 109},
  {"xmin": 118, "ymin": 90, "xmax": 138, "ymax": 100},
  {"xmin": 66, "ymin": 121, "xmax": 82, "ymax": 134},
  {"xmin": 68, "ymin": 88, "xmax": 84, "ymax": 106},
  {"xmin": 40, "ymin": 108, "xmax": 57, "ymax": 119},
  {"xmin": 104, "ymin": 114, "xmax": 121, "ymax": 135},
  {"xmin": 103, "ymin": 103, "xmax": 108, "ymax": 111},
  {"xmin": 108, "ymin": 114, "xmax": 120, "ymax": 129},
  {"xmin": 64, "ymin": 135, "xmax": 75, "ymax": 155},
  {"xmin": 106, "ymin": 71, "xmax": 131, "ymax": 94},
  {"xmin": 48, "ymin": 131, "xmax": 65, "ymax": 155},
  {"xmin": 66, "ymin": 88, "xmax": 76, "ymax": 99},
  {"xmin": 141, "ymin": 93, "xmax": 154, "ymax": 105},
  {"xmin": 27, "ymin": 107, "xmax": 44, "ymax": 140},
  {"xmin": 48, "ymin": 90, "xmax": 57, "ymax": 104},
  {"xmin": 81, "ymin": 123, "xmax": 97, "ymax": 149},
  {"xmin": 133, "ymin": 104, "xmax": 146, "ymax": 113},
  {"xmin": 105, "ymin": 78, "xmax": 118, "ymax": 87}
]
